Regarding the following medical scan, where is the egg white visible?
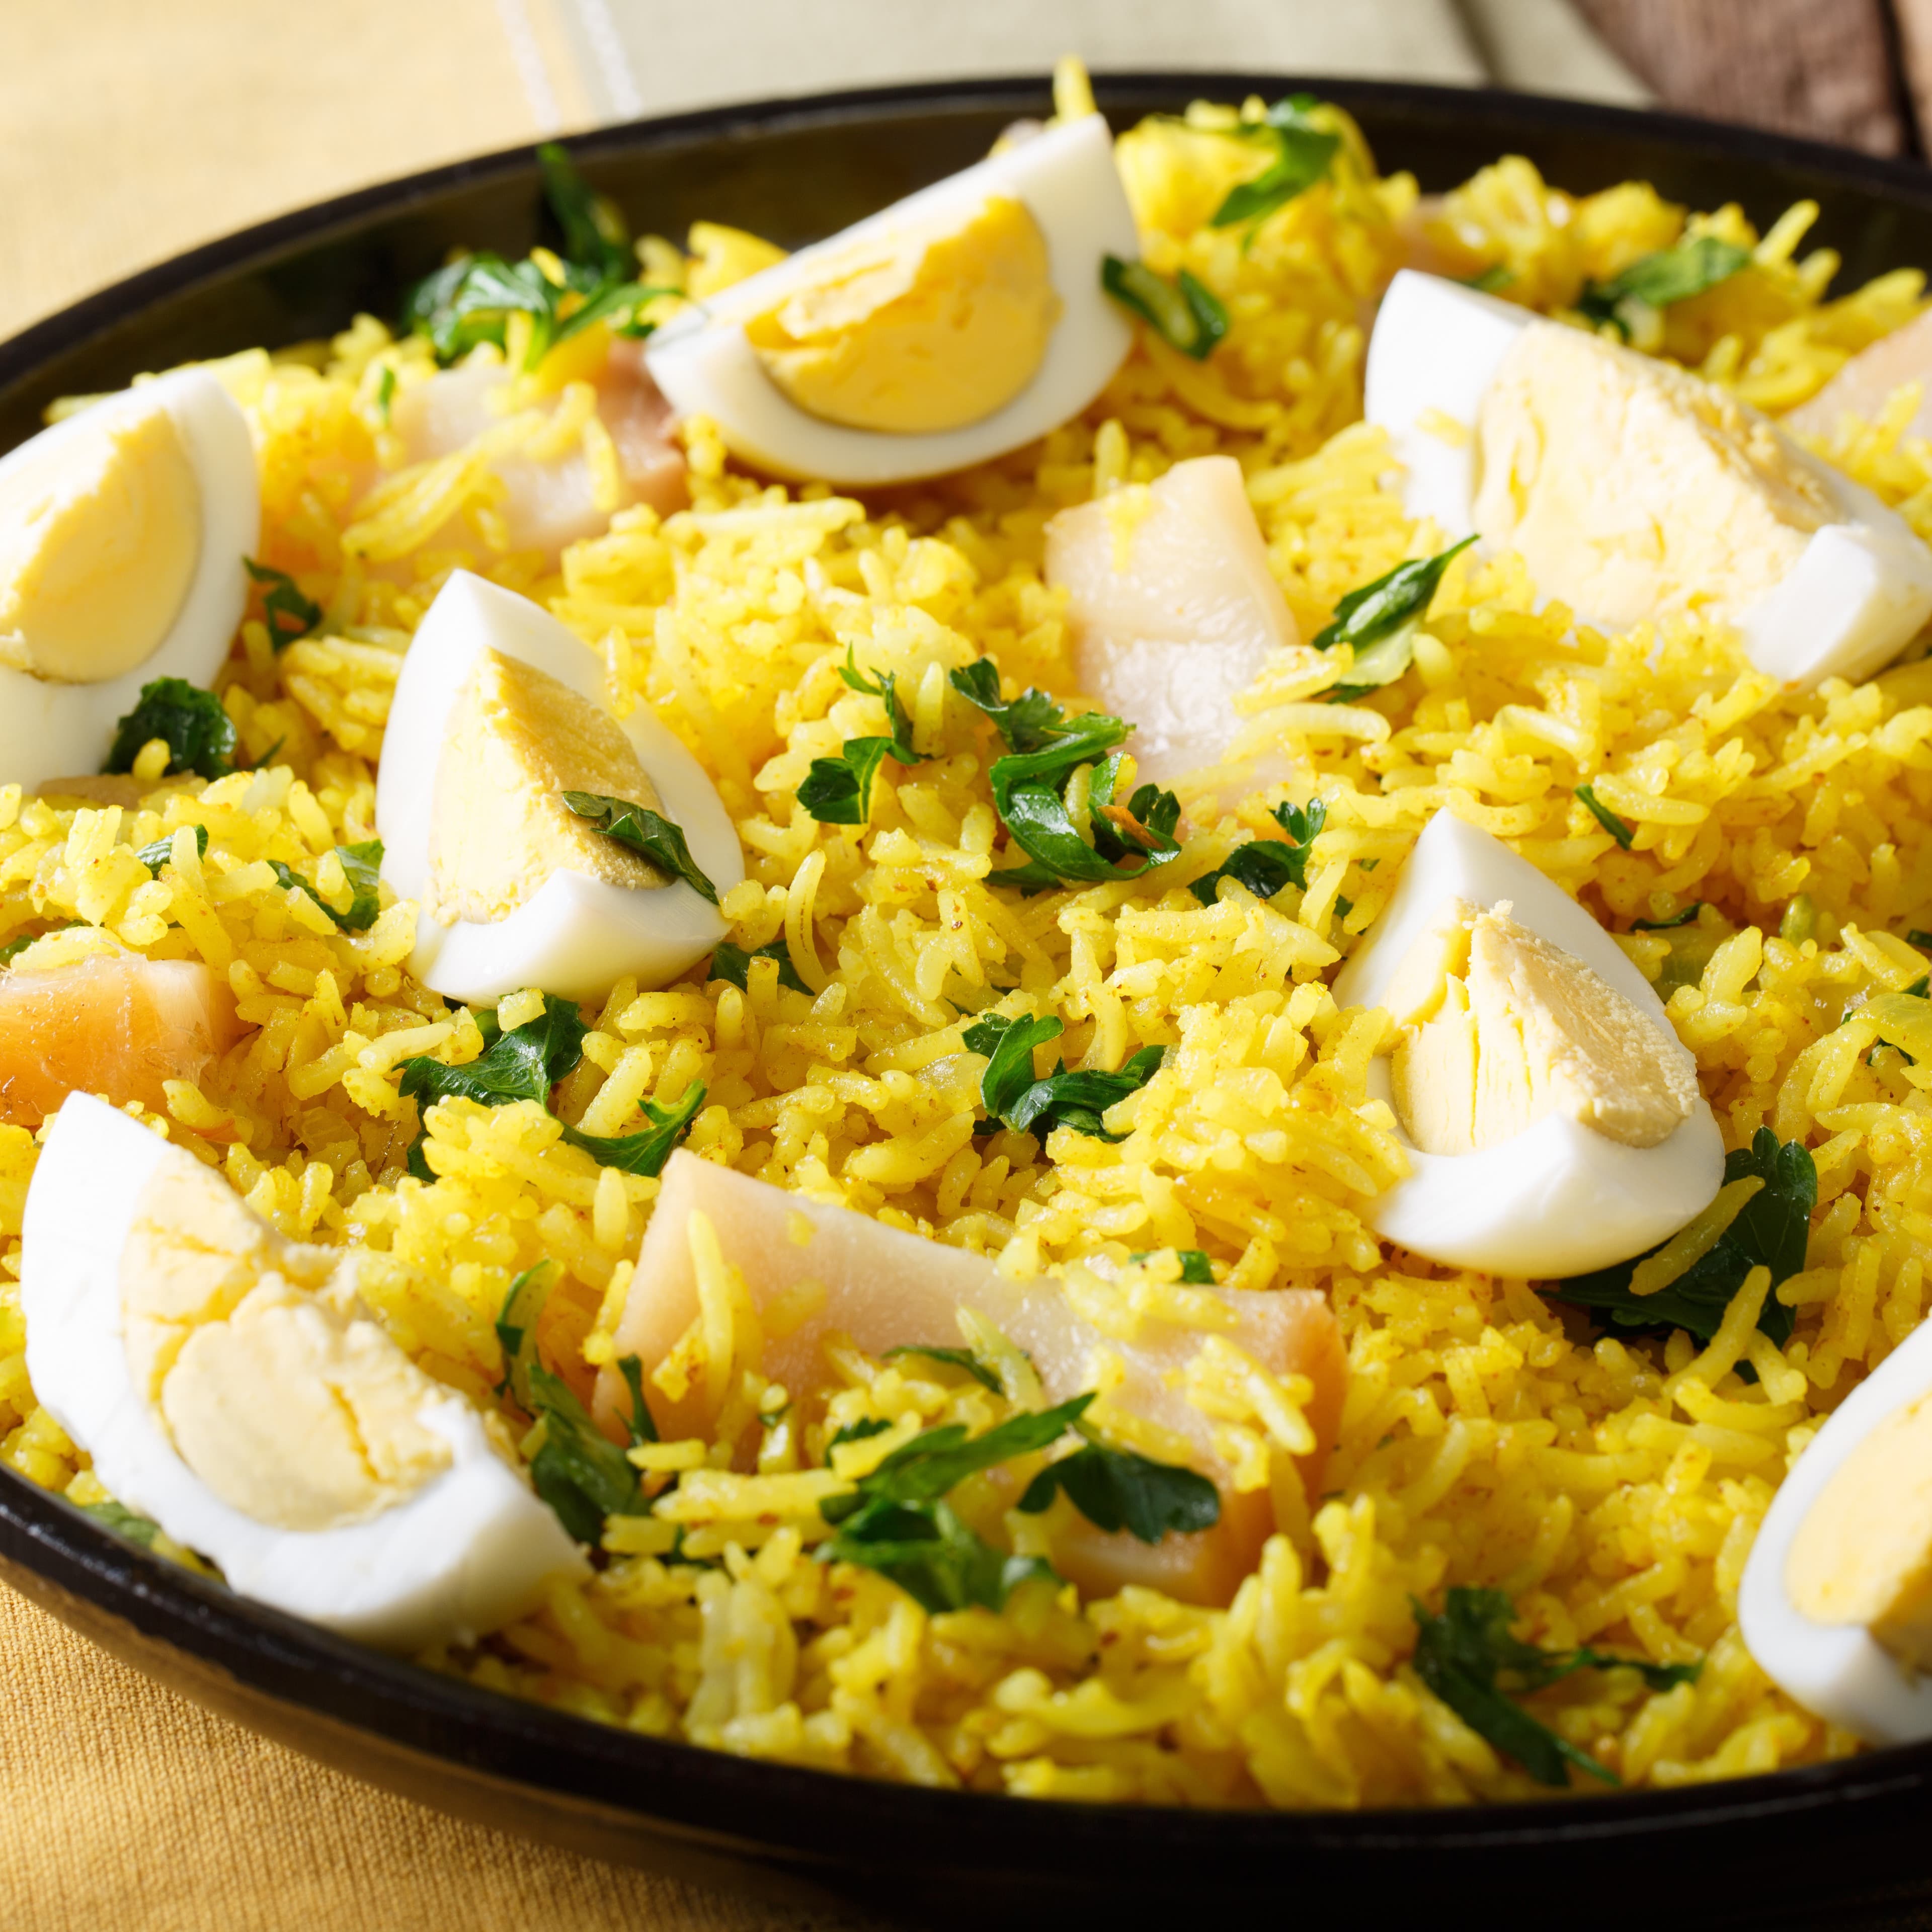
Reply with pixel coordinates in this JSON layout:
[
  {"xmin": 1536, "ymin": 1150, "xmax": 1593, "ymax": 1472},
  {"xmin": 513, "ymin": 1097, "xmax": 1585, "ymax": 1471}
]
[
  {"xmin": 0, "ymin": 369, "xmax": 258, "ymax": 789},
  {"xmin": 644, "ymin": 113, "xmax": 1138, "ymax": 486},
  {"xmin": 377, "ymin": 571, "xmax": 740, "ymax": 1005},
  {"xmin": 1363, "ymin": 269, "xmax": 1932, "ymax": 689},
  {"xmin": 1739, "ymin": 1319, "xmax": 1932, "ymax": 1743},
  {"xmin": 22, "ymin": 1094, "xmax": 585, "ymax": 1651},
  {"xmin": 1331, "ymin": 809, "xmax": 1724, "ymax": 1277}
]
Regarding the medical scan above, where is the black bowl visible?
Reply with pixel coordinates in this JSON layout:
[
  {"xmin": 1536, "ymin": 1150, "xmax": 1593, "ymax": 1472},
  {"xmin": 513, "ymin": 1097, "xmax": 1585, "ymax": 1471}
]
[{"xmin": 6, "ymin": 75, "xmax": 1932, "ymax": 1931}]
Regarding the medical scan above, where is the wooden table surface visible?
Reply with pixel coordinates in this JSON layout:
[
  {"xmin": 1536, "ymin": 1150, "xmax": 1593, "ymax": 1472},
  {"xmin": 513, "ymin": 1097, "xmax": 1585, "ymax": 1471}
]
[{"xmin": 1576, "ymin": 0, "xmax": 1928, "ymax": 156}]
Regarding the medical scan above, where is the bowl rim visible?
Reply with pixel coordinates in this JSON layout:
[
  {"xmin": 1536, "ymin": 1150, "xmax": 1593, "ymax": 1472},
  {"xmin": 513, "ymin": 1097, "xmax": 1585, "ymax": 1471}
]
[{"xmin": 4, "ymin": 68, "xmax": 1932, "ymax": 1869}]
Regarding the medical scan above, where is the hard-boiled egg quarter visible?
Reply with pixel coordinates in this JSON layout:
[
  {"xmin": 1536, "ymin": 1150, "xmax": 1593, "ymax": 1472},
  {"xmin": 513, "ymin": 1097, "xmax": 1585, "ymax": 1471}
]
[
  {"xmin": 1332, "ymin": 809, "xmax": 1724, "ymax": 1277},
  {"xmin": 377, "ymin": 571, "xmax": 740, "ymax": 1004},
  {"xmin": 1364, "ymin": 270, "xmax": 1932, "ymax": 689},
  {"xmin": 22, "ymin": 1094, "xmax": 584, "ymax": 1650},
  {"xmin": 0, "ymin": 369, "xmax": 257, "ymax": 788},
  {"xmin": 1740, "ymin": 1311, "xmax": 1932, "ymax": 1743},
  {"xmin": 645, "ymin": 114, "xmax": 1138, "ymax": 486}
]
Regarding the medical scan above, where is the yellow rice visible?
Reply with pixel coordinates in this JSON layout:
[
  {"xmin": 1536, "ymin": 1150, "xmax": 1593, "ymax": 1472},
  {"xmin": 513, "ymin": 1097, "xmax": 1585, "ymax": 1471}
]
[{"xmin": 9, "ymin": 82, "xmax": 1932, "ymax": 1806}]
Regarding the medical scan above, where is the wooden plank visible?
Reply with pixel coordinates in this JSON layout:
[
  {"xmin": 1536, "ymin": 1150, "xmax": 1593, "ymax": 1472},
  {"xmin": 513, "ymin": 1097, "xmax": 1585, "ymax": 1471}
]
[{"xmin": 1571, "ymin": 0, "xmax": 1909, "ymax": 154}]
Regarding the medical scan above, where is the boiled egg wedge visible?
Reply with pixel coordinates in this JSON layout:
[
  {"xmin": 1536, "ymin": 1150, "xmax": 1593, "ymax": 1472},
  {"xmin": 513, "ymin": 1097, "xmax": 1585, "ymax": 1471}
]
[
  {"xmin": 22, "ymin": 1094, "xmax": 584, "ymax": 1650},
  {"xmin": 1332, "ymin": 809, "xmax": 1723, "ymax": 1277},
  {"xmin": 376, "ymin": 571, "xmax": 740, "ymax": 1004},
  {"xmin": 644, "ymin": 114, "xmax": 1138, "ymax": 486},
  {"xmin": 1740, "ymin": 1312, "xmax": 1932, "ymax": 1742},
  {"xmin": 0, "ymin": 370, "xmax": 257, "ymax": 788},
  {"xmin": 1363, "ymin": 270, "xmax": 1932, "ymax": 688}
]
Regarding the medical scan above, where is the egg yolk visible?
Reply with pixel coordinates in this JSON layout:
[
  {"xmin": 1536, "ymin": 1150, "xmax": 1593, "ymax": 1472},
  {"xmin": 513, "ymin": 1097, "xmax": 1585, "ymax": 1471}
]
[
  {"xmin": 1472, "ymin": 321, "xmax": 1832, "ymax": 630},
  {"xmin": 121, "ymin": 1159, "xmax": 450, "ymax": 1532},
  {"xmin": 745, "ymin": 195, "xmax": 1062, "ymax": 434},
  {"xmin": 1387, "ymin": 899, "xmax": 1697, "ymax": 1155},
  {"xmin": 427, "ymin": 648, "xmax": 670, "ymax": 926},
  {"xmin": 0, "ymin": 402, "xmax": 201, "ymax": 683},
  {"xmin": 1787, "ymin": 1392, "xmax": 1932, "ymax": 1670}
]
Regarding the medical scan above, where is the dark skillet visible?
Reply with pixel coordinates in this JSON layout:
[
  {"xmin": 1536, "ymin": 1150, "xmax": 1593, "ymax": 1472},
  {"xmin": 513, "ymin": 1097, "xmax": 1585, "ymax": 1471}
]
[{"xmin": 3, "ymin": 75, "xmax": 1931, "ymax": 1932}]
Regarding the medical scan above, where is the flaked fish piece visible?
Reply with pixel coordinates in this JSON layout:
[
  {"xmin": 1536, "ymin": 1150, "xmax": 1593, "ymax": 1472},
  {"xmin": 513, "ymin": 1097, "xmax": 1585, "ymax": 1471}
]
[
  {"xmin": 596, "ymin": 1151, "xmax": 1345, "ymax": 1607},
  {"xmin": 1785, "ymin": 309, "xmax": 1932, "ymax": 446}
]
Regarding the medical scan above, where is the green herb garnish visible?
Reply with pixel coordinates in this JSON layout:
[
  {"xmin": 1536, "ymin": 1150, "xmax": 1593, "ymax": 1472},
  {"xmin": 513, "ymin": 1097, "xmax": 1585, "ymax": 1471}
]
[
  {"xmin": 1548, "ymin": 1128, "xmax": 1815, "ymax": 1349},
  {"xmin": 1209, "ymin": 95, "xmax": 1339, "ymax": 231},
  {"xmin": 1412, "ymin": 1587, "xmax": 1699, "ymax": 1787},
  {"xmin": 1131, "ymin": 1248, "xmax": 1215, "ymax": 1283},
  {"xmin": 1189, "ymin": 798, "xmax": 1326, "ymax": 905},
  {"xmin": 104, "ymin": 679, "xmax": 237, "ymax": 781},
  {"xmin": 374, "ymin": 366, "xmax": 396, "ymax": 425},
  {"xmin": 1462, "ymin": 266, "xmax": 1514, "ymax": 293},
  {"xmin": 1630, "ymin": 903, "xmax": 1703, "ymax": 932},
  {"xmin": 963, "ymin": 1011, "xmax": 1162, "ymax": 1142},
  {"xmin": 797, "ymin": 651, "xmax": 929, "ymax": 827},
  {"xmin": 1576, "ymin": 236, "xmax": 1752, "ymax": 340},
  {"xmin": 1018, "ymin": 1437, "xmax": 1219, "ymax": 1543},
  {"xmin": 561, "ymin": 791, "xmax": 718, "ymax": 904},
  {"xmin": 79, "ymin": 1498, "xmax": 164, "ymax": 1550},
  {"xmin": 880, "ymin": 1345, "xmax": 1004, "ymax": 1393},
  {"xmin": 537, "ymin": 140, "xmax": 631, "ymax": 283},
  {"xmin": 1100, "ymin": 256, "xmax": 1228, "ymax": 359},
  {"xmin": 709, "ymin": 939, "xmax": 810, "ymax": 996},
  {"xmin": 558, "ymin": 1083, "xmax": 704, "ymax": 1177},
  {"xmin": 1574, "ymin": 784, "xmax": 1636, "ymax": 849},
  {"xmin": 244, "ymin": 560, "xmax": 323, "ymax": 652},
  {"xmin": 135, "ymin": 824, "xmax": 210, "ymax": 875},
  {"xmin": 1314, "ymin": 538, "xmax": 1473, "ymax": 701},
  {"xmin": 949, "ymin": 661, "xmax": 1182, "ymax": 891},
  {"xmin": 267, "ymin": 838, "xmax": 384, "ymax": 932}
]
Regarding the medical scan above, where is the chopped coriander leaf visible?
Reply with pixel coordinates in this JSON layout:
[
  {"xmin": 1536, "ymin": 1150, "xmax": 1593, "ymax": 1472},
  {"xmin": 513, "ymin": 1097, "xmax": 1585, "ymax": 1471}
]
[
  {"xmin": 1314, "ymin": 538, "xmax": 1474, "ymax": 700},
  {"xmin": 1548, "ymin": 1128, "xmax": 1815, "ymax": 1349},
  {"xmin": 1631, "ymin": 903, "xmax": 1703, "ymax": 932},
  {"xmin": 1576, "ymin": 236, "xmax": 1751, "ymax": 340},
  {"xmin": 965, "ymin": 1011, "xmax": 1162, "ymax": 1141},
  {"xmin": 135, "ymin": 824, "xmax": 209, "ymax": 875},
  {"xmin": 1131, "ymin": 1248, "xmax": 1215, "ymax": 1284},
  {"xmin": 0, "ymin": 935, "xmax": 31, "ymax": 967},
  {"xmin": 1462, "ymin": 265, "xmax": 1513, "ymax": 293},
  {"xmin": 403, "ymin": 251, "xmax": 673, "ymax": 371},
  {"xmin": 615, "ymin": 1353, "xmax": 658, "ymax": 1446},
  {"xmin": 1909, "ymin": 929, "xmax": 1932, "ymax": 950},
  {"xmin": 398, "ymin": 994, "xmax": 587, "ymax": 1179},
  {"xmin": 79, "ymin": 1498, "xmax": 163, "ymax": 1549},
  {"xmin": 536, "ymin": 140, "xmax": 631, "ymax": 282},
  {"xmin": 880, "ymin": 1345, "xmax": 1005, "ymax": 1393},
  {"xmin": 948, "ymin": 662, "xmax": 1183, "ymax": 891},
  {"xmin": 829, "ymin": 1417, "xmax": 894, "ymax": 1452},
  {"xmin": 1101, "ymin": 256, "xmax": 1228, "ymax": 359},
  {"xmin": 797, "ymin": 737, "xmax": 904, "ymax": 827},
  {"xmin": 825, "ymin": 1397, "xmax": 1093, "ymax": 1515},
  {"xmin": 1574, "ymin": 784, "xmax": 1635, "ymax": 849},
  {"xmin": 1335, "ymin": 895, "xmax": 1353, "ymax": 921},
  {"xmin": 374, "ymin": 365, "xmax": 396, "ymax": 425},
  {"xmin": 559, "ymin": 1082, "xmax": 704, "ymax": 1177},
  {"xmin": 1210, "ymin": 95, "xmax": 1339, "ymax": 230},
  {"xmin": 244, "ymin": 559, "xmax": 323, "ymax": 652},
  {"xmin": 494, "ymin": 1263, "xmax": 552, "ymax": 1403},
  {"xmin": 709, "ymin": 939, "xmax": 810, "ymax": 995},
  {"xmin": 267, "ymin": 839, "xmax": 384, "ymax": 932},
  {"xmin": 104, "ymin": 679, "xmax": 237, "ymax": 780},
  {"xmin": 1411, "ymin": 1587, "xmax": 1699, "ymax": 1787},
  {"xmin": 837, "ymin": 645, "xmax": 922, "ymax": 762},
  {"xmin": 1019, "ymin": 1438, "xmax": 1219, "ymax": 1543},
  {"xmin": 561, "ymin": 791, "xmax": 718, "ymax": 904},
  {"xmin": 1189, "ymin": 798, "xmax": 1326, "ymax": 906}
]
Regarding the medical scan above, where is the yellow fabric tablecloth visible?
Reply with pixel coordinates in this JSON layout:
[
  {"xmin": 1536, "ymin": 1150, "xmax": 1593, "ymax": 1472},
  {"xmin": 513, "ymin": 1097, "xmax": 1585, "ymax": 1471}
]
[{"xmin": 0, "ymin": 3, "xmax": 1638, "ymax": 1924}]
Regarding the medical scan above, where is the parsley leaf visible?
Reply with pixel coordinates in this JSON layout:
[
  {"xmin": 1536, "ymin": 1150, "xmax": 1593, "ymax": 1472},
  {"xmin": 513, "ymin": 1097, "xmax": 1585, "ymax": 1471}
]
[
  {"xmin": 1631, "ymin": 903, "xmax": 1703, "ymax": 932},
  {"xmin": 963, "ymin": 1011, "xmax": 1163, "ymax": 1141},
  {"xmin": 1210, "ymin": 96, "xmax": 1340, "ymax": 230},
  {"xmin": 1132, "ymin": 1248, "xmax": 1215, "ymax": 1283},
  {"xmin": 1548, "ymin": 1128, "xmax": 1815, "ymax": 1349},
  {"xmin": 398, "ymin": 994, "xmax": 587, "ymax": 1178},
  {"xmin": 1576, "ymin": 236, "xmax": 1751, "ymax": 340},
  {"xmin": 826, "ymin": 1398, "xmax": 1093, "ymax": 1515},
  {"xmin": 1101, "ymin": 256, "xmax": 1228, "ymax": 359},
  {"xmin": 404, "ymin": 253, "xmax": 671, "ymax": 370},
  {"xmin": 1574, "ymin": 783, "xmax": 1636, "ymax": 849},
  {"xmin": 104, "ymin": 679, "xmax": 237, "ymax": 781},
  {"xmin": 267, "ymin": 838, "xmax": 384, "ymax": 932},
  {"xmin": 1412, "ymin": 1587, "xmax": 1699, "ymax": 1787},
  {"xmin": 1463, "ymin": 265, "xmax": 1513, "ymax": 293},
  {"xmin": 1019, "ymin": 1439, "xmax": 1219, "ymax": 1543},
  {"xmin": 880, "ymin": 1345, "xmax": 1004, "ymax": 1393},
  {"xmin": 558, "ymin": 1082, "xmax": 705, "ymax": 1177},
  {"xmin": 561, "ymin": 791, "xmax": 718, "ymax": 904},
  {"xmin": 1314, "ymin": 538, "xmax": 1473, "ymax": 701},
  {"xmin": 799, "ymin": 650, "xmax": 930, "ymax": 828},
  {"xmin": 1189, "ymin": 798, "xmax": 1326, "ymax": 905},
  {"xmin": 536, "ymin": 140, "xmax": 631, "ymax": 282},
  {"xmin": 949, "ymin": 662, "xmax": 1183, "ymax": 891},
  {"xmin": 135, "ymin": 824, "xmax": 209, "ymax": 874},
  {"xmin": 709, "ymin": 939, "xmax": 810, "ymax": 995},
  {"xmin": 80, "ymin": 1498, "xmax": 163, "ymax": 1550},
  {"xmin": 244, "ymin": 559, "xmax": 323, "ymax": 651}
]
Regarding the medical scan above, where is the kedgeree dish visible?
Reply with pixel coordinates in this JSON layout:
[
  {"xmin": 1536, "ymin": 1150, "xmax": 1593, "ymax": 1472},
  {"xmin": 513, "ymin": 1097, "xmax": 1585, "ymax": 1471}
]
[{"xmin": 14, "ymin": 59, "xmax": 1932, "ymax": 1804}]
